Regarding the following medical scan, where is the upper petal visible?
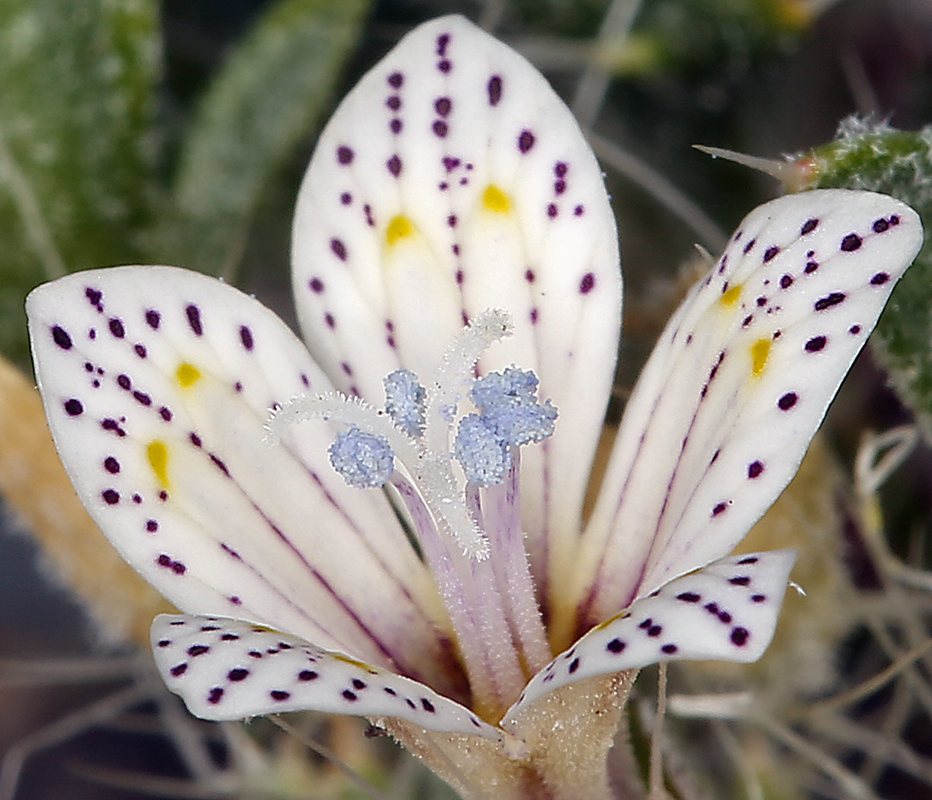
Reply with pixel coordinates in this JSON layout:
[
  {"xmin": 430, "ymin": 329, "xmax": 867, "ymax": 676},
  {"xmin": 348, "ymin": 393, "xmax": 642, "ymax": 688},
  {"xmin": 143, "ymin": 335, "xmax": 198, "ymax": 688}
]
[
  {"xmin": 27, "ymin": 267, "xmax": 458, "ymax": 694},
  {"xmin": 572, "ymin": 190, "xmax": 921, "ymax": 632},
  {"xmin": 290, "ymin": 16, "xmax": 622, "ymax": 605}
]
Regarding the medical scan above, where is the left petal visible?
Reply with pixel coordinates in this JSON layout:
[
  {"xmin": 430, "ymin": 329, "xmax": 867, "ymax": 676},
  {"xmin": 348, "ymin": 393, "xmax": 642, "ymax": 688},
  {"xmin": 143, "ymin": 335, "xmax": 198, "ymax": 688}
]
[
  {"xmin": 27, "ymin": 267, "xmax": 452, "ymax": 689},
  {"xmin": 574, "ymin": 190, "xmax": 922, "ymax": 630},
  {"xmin": 152, "ymin": 614, "xmax": 499, "ymax": 739},
  {"xmin": 503, "ymin": 550, "xmax": 796, "ymax": 723},
  {"xmin": 291, "ymin": 16, "xmax": 622, "ymax": 600}
]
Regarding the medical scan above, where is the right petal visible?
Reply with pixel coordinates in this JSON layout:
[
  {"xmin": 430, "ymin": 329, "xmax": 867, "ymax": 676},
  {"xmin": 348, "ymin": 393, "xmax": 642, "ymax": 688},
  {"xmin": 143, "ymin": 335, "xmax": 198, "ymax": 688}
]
[
  {"xmin": 27, "ymin": 267, "xmax": 457, "ymax": 694},
  {"xmin": 152, "ymin": 614, "xmax": 499, "ymax": 738},
  {"xmin": 573, "ymin": 191, "xmax": 921, "ymax": 634}
]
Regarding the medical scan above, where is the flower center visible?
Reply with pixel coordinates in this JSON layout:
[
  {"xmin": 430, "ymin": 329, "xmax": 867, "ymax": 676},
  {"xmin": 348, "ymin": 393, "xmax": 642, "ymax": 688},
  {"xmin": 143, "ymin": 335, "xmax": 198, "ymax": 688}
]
[{"xmin": 267, "ymin": 310, "xmax": 555, "ymax": 720}]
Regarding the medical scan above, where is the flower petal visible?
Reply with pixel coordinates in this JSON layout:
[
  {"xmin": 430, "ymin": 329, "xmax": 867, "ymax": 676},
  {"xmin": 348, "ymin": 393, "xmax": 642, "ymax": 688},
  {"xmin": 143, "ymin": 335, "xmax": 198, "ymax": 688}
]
[
  {"xmin": 152, "ymin": 614, "xmax": 499, "ymax": 738},
  {"xmin": 291, "ymin": 16, "xmax": 621, "ymax": 601},
  {"xmin": 27, "ymin": 267, "xmax": 457, "ymax": 692},
  {"xmin": 503, "ymin": 550, "xmax": 796, "ymax": 723},
  {"xmin": 575, "ymin": 190, "xmax": 922, "ymax": 629}
]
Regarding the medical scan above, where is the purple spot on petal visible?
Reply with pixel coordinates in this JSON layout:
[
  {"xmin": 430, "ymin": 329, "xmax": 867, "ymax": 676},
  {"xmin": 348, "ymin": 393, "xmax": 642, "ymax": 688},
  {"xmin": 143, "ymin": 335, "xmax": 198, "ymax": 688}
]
[
  {"xmin": 841, "ymin": 233, "xmax": 862, "ymax": 251},
  {"xmin": 815, "ymin": 292, "xmax": 845, "ymax": 311},
  {"xmin": 801, "ymin": 218, "xmax": 819, "ymax": 235},
  {"xmin": 330, "ymin": 238, "xmax": 347, "ymax": 261},
  {"xmin": 805, "ymin": 335, "xmax": 826, "ymax": 352},
  {"xmin": 487, "ymin": 75, "xmax": 502, "ymax": 105},
  {"xmin": 85, "ymin": 287, "xmax": 103, "ymax": 312},
  {"xmin": 52, "ymin": 326, "xmax": 72, "ymax": 349},
  {"xmin": 731, "ymin": 627, "xmax": 749, "ymax": 646},
  {"xmin": 240, "ymin": 325, "xmax": 254, "ymax": 351},
  {"xmin": 186, "ymin": 305, "xmax": 203, "ymax": 335}
]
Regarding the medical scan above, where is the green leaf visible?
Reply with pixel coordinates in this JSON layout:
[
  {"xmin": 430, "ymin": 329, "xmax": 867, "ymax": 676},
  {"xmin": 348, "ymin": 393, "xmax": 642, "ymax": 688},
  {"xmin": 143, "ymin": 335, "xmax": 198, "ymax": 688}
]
[
  {"xmin": 800, "ymin": 120, "xmax": 932, "ymax": 438},
  {"xmin": 0, "ymin": 0, "xmax": 159, "ymax": 365},
  {"xmin": 155, "ymin": 0, "xmax": 374, "ymax": 278}
]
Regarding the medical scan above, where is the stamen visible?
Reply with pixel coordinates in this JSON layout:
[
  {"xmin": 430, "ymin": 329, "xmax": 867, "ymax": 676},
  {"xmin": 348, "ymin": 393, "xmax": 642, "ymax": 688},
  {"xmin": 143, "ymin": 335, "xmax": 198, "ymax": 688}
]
[
  {"xmin": 470, "ymin": 367, "xmax": 557, "ymax": 447},
  {"xmin": 415, "ymin": 452, "xmax": 489, "ymax": 559},
  {"xmin": 476, "ymin": 453, "xmax": 552, "ymax": 676},
  {"xmin": 454, "ymin": 367, "xmax": 558, "ymax": 487},
  {"xmin": 425, "ymin": 308, "xmax": 513, "ymax": 453},
  {"xmin": 328, "ymin": 426, "xmax": 394, "ymax": 488},
  {"xmin": 262, "ymin": 311, "xmax": 557, "ymax": 717},
  {"xmin": 265, "ymin": 393, "xmax": 416, "ymax": 460},
  {"xmin": 454, "ymin": 415, "xmax": 510, "ymax": 485},
  {"xmin": 384, "ymin": 368, "xmax": 426, "ymax": 436}
]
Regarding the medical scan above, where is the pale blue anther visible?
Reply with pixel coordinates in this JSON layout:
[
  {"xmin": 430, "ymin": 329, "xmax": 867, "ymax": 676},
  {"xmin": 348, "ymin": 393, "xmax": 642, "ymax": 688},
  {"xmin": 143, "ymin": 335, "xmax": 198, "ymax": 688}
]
[
  {"xmin": 470, "ymin": 367, "xmax": 557, "ymax": 447},
  {"xmin": 454, "ymin": 367, "xmax": 558, "ymax": 486},
  {"xmin": 384, "ymin": 369, "xmax": 427, "ymax": 437},
  {"xmin": 329, "ymin": 425, "xmax": 394, "ymax": 488},
  {"xmin": 454, "ymin": 414, "xmax": 511, "ymax": 485}
]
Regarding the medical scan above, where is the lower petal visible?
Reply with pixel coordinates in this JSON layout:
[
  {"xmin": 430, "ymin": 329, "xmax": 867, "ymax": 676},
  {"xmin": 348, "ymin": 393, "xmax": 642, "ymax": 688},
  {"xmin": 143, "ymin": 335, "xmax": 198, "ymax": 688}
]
[
  {"xmin": 505, "ymin": 550, "xmax": 796, "ymax": 720},
  {"xmin": 152, "ymin": 614, "xmax": 498, "ymax": 738}
]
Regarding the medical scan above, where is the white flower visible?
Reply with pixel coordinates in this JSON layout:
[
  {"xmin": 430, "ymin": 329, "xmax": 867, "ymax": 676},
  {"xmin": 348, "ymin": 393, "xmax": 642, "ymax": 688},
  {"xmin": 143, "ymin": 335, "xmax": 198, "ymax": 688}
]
[{"xmin": 26, "ymin": 16, "xmax": 922, "ymax": 800}]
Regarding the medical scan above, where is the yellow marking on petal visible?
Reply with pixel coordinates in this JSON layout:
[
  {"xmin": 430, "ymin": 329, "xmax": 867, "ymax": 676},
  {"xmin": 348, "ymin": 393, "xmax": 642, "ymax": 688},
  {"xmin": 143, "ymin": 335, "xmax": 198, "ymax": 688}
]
[
  {"xmin": 175, "ymin": 362, "xmax": 201, "ymax": 388},
  {"xmin": 720, "ymin": 284, "xmax": 742, "ymax": 307},
  {"xmin": 482, "ymin": 184, "xmax": 512, "ymax": 214},
  {"xmin": 593, "ymin": 611, "xmax": 631, "ymax": 631},
  {"xmin": 386, "ymin": 214, "xmax": 415, "ymax": 247},
  {"xmin": 334, "ymin": 653, "xmax": 380, "ymax": 674},
  {"xmin": 751, "ymin": 338, "xmax": 771, "ymax": 378},
  {"xmin": 147, "ymin": 440, "xmax": 170, "ymax": 488}
]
